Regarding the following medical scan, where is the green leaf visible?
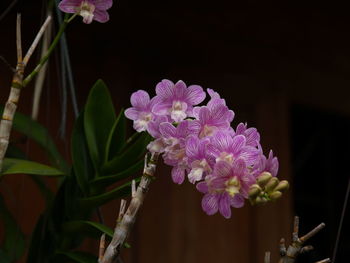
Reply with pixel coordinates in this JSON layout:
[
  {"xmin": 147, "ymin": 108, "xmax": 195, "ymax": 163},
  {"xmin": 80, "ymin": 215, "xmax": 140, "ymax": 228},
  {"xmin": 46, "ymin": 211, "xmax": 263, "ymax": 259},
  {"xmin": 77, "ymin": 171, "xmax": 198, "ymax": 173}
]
[
  {"xmin": 1, "ymin": 158, "xmax": 64, "ymax": 176},
  {"xmin": 79, "ymin": 178, "xmax": 140, "ymax": 208},
  {"xmin": 0, "ymin": 106, "xmax": 69, "ymax": 173},
  {"xmin": 102, "ymin": 132, "xmax": 151, "ymax": 174},
  {"xmin": 2, "ymin": 145, "xmax": 54, "ymax": 203},
  {"xmin": 0, "ymin": 195, "xmax": 25, "ymax": 261},
  {"xmin": 62, "ymin": 220, "xmax": 113, "ymax": 238},
  {"xmin": 5, "ymin": 144, "xmax": 26, "ymax": 159},
  {"xmin": 71, "ymin": 111, "xmax": 95, "ymax": 195},
  {"xmin": 56, "ymin": 251, "xmax": 97, "ymax": 263},
  {"xmin": 26, "ymin": 215, "xmax": 48, "ymax": 263},
  {"xmin": 104, "ymin": 109, "xmax": 126, "ymax": 162},
  {"xmin": 90, "ymin": 158, "xmax": 143, "ymax": 189},
  {"xmin": 84, "ymin": 80, "xmax": 116, "ymax": 171}
]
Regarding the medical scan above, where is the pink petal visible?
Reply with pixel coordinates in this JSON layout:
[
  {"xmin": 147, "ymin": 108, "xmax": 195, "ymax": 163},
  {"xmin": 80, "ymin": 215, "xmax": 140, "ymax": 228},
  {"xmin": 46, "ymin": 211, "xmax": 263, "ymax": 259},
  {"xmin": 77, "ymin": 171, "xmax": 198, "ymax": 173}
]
[
  {"xmin": 58, "ymin": 0, "xmax": 81, "ymax": 13},
  {"xmin": 231, "ymin": 135, "xmax": 246, "ymax": 153},
  {"xmin": 174, "ymin": 80, "xmax": 187, "ymax": 99},
  {"xmin": 212, "ymin": 131, "xmax": 233, "ymax": 151},
  {"xmin": 202, "ymin": 193, "xmax": 219, "ymax": 215},
  {"xmin": 186, "ymin": 85, "xmax": 206, "ymax": 105},
  {"xmin": 152, "ymin": 101, "xmax": 171, "ymax": 116},
  {"xmin": 159, "ymin": 122, "xmax": 177, "ymax": 137},
  {"xmin": 171, "ymin": 166, "xmax": 185, "ymax": 184},
  {"xmin": 232, "ymin": 158, "xmax": 246, "ymax": 175},
  {"xmin": 186, "ymin": 136, "xmax": 199, "ymax": 158},
  {"xmin": 230, "ymin": 194, "xmax": 245, "ymax": 208},
  {"xmin": 187, "ymin": 120, "xmax": 201, "ymax": 135},
  {"xmin": 196, "ymin": 181, "xmax": 209, "ymax": 193},
  {"xmin": 130, "ymin": 90, "xmax": 150, "ymax": 109},
  {"xmin": 124, "ymin": 108, "xmax": 139, "ymax": 120},
  {"xmin": 198, "ymin": 107, "xmax": 211, "ymax": 124},
  {"xmin": 93, "ymin": 0, "xmax": 113, "ymax": 9},
  {"xmin": 155, "ymin": 79, "xmax": 175, "ymax": 100},
  {"xmin": 219, "ymin": 193, "xmax": 232, "ymax": 218},
  {"xmin": 214, "ymin": 161, "xmax": 232, "ymax": 178},
  {"xmin": 92, "ymin": 8, "xmax": 109, "ymax": 22}
]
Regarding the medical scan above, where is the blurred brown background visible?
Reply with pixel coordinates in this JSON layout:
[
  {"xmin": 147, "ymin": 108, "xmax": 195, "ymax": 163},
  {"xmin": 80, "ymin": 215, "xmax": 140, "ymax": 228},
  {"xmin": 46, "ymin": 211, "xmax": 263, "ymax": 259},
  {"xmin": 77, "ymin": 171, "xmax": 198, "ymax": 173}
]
[{"xmin": 0, "ymin": 0, "xmax": 349, "ymax": 262}]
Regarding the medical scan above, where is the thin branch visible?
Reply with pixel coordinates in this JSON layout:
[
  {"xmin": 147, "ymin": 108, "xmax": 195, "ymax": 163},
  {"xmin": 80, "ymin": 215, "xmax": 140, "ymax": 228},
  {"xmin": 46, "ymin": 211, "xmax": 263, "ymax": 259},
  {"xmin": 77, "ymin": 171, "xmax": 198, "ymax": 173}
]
[
  {"xmin": 99, "ymin": 234, "xmax": 106, "ymax": 262},
  {"xmin": 23, "ymin": 15, "xmax": 70, "ymax": 87},
  {"xmin": 276, "ymin": 217, "xmax": 327, "ymax": 263},
  {"xmin": 32, "ymin": 12, "xmax": 53, "ymax": 120},
  {"xmin": 16, "ymin": 14, "xmax": 22, "ymax": 63},
  {"xmin": 332, "ymin": 177, "xmax": 350, "ymax": 263},
  {"xmin": 0, "ymin": 0, "xmax": 19, "ymax": 22},
  {"xmin": 315, "ymin": 259, "xmax": 331, "ymax": 263},
  {"xmin": 300, "ymin": 223, "xmax": 325, "ymax": 242},
  {"xmin": 0, "ymin": 55, "xmax": 15, "ymax": 73},
  {"xmin": 23, "ymin": 16, "xmax": 52, "ymax": 66},
  {"xmin": 99, "ymin": 152, "xmax": 159, "ymax": 263}
]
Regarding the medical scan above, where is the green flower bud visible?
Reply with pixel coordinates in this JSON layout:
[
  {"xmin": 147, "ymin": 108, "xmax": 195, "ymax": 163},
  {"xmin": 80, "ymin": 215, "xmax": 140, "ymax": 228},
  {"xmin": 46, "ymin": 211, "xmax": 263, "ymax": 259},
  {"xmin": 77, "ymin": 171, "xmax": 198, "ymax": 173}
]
[
  {"xmin": 257, "ymin": 172, "xmax": 272, "ymax": 187},
  {"xmin": 264, "ymin": 177, "xmax": 279, "ymax": 193},
  {"xmin": 269, "ymin": 191, "xmax": 282, "ymax": 201},
  {"xmin": 255, "ymin": 196, "xmax": 268, "ymax": 205},
  {"xmin": 274, "ymin": 180, "xmax": 289, "ymax": 192},
  {"xmin": 248, "ymin": 184, "xmax": 262, "ymax": 199}
]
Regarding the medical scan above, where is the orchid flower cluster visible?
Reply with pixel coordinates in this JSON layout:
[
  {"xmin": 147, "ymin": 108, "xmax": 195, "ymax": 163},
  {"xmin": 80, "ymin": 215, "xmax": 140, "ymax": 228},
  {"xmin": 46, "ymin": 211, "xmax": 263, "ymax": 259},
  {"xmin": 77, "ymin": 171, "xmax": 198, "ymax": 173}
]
[{"xmin": 125, "ymin": 79, "xmax": 288, "ymax": 218}]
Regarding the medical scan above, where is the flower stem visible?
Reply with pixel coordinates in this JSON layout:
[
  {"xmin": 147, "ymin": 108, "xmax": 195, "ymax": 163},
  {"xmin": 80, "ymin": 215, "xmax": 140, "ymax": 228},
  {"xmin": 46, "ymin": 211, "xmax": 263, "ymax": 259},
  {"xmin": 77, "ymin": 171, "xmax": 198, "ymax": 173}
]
[{"xmin": 22, "ymin": 13, "xmax": 75, "ymax": 88}]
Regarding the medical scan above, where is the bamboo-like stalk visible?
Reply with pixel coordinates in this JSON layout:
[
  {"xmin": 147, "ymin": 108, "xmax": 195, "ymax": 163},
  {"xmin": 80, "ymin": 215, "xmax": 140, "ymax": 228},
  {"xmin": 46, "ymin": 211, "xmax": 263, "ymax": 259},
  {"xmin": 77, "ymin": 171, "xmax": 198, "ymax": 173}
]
[
  {"xmin": 99, "ymin": 152, "xmax": 159, "ymax": 263},
  {"xmin": 0, "ymin": 15, "xmax": 52, "ymax": 172},
  {"xmin": 276, "ymin": 216, "xmax": 329, "ymax": 263},
  {"xmin": 264, "ymin": 216, "xmax": 330, "ymax": 263}
]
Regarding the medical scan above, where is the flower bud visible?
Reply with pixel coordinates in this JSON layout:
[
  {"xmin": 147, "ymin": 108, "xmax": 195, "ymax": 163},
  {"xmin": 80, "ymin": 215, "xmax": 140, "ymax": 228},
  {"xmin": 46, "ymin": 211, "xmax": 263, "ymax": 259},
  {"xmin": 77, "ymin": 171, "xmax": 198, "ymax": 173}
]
[
  {"xmin": 257, "ymin": 172, "xmax": 272, "ymax": 187},
  {"xmin": 269, "ymin": 191, "xmax": 282, "ymax": 201},
  {"xmin": 264, "ymin": 177, "xmax": 279, "ymax": 193},
  {"xmin": 248, "ymin": 184, "xmax": 261, "ymax": 199},
  {"xmin": 274, "ymin": 180, "xmax": 289, "ymax": 192},
  {"xmin": 255, "ymin": 196, "xmax": 268, "ymax": 205}
]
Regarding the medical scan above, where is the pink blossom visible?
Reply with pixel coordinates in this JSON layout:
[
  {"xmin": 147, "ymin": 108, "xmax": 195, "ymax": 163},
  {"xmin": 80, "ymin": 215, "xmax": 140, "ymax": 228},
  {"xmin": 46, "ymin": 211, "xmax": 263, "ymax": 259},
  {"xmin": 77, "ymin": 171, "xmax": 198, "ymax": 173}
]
[
  {"xmin": 189, "ymin": 104, "xmax": 234, "ymax": 138},
  {"xmin": 234, "ymin": 123, "xmax": 261, "ymax": 147},
  {"xmin": 186, "ymin": 136, "xmax": 215, "ymax": 183},
  {"xmin": 58, "ymin": 0, "xmax": 112, "ymax": 24},
  {"xmin": 152, "ymin": 80, "xmax": 206, "ymax": 122},
  {"xmin": 125, "ymin": 90, "xmax": 159, "ymax": 133},
  {"xmin": 197, "ymin": 160, "xmax": 255, "ymax": 218}
]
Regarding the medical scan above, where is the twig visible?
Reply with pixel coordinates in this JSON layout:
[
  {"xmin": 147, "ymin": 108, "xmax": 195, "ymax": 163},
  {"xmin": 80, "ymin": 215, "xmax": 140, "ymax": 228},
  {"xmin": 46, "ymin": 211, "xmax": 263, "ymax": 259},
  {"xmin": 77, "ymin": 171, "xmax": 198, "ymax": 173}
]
[
  {"xmin": 315, "ymin": 259, "xmax": 331, "ymax": 263},
  {"xmin": 0, "ymin": 14, "xmax": 52, "ymax": 172},
  {"xmin": 23, "ymin": 15, "xmax": 71, "ymax": 87},
  {"xmin": 332, "ymin": 177, "xmax": 350, "ymax": 263},
  {"xmin": 99, "ymin": 152, "xmax": 159, "ymax": 263},
  {"xmin": 0, "ymin": 0, "xmax": 19, "ymax": 22},
  {"xmin": 99, "ymin": 234, "xmax": 106, "ymax": 262},
  {"xmin": 32, "ymin": 13, "xmax": 53, "ymax": 120},
  {"xmin": 23, "ymin": 16, "xmax": 52, "ymax": 66},
  {"xmin": 276, "ymin": 216, "xmax": 327, "ymax": 263},
  {"xmin": 265, "ymin": 251, "xmax": 271, "ymax": 263}
]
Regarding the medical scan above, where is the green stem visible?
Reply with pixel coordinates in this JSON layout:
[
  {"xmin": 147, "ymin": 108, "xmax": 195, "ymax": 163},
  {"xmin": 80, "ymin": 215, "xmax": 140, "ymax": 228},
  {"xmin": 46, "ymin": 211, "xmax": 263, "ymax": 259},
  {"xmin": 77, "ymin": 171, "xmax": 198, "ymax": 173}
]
[{"xmin": 22, "ymin": 13, "xmax": 75, "ymax": 88}]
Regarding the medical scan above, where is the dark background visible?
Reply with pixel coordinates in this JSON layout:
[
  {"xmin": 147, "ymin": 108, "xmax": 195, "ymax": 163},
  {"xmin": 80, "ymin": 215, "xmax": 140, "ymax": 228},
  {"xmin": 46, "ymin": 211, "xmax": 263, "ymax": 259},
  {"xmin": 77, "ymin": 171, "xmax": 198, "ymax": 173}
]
[{"xmin": 0, "ymin": 0, "xmax": 349, "ymax": 262}]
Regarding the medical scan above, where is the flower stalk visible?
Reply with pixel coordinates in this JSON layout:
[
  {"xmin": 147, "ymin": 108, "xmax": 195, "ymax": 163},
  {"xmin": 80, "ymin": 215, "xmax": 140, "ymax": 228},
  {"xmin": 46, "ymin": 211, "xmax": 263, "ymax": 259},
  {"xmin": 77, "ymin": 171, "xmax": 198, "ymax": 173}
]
[
  {"xmin": 23, "ymin": 14, "xmax": 72, "ymax": 87},
  {"xmin": 0, "ymin": 14, "xmax": 52, "ymax": 171},
  {"xmin": 99, "ymin": 152, "xmax": 158, "ymax": 263},
  {"xmin": 264, "ymin": 216, "xmax": 330, "ymax": 263}
]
